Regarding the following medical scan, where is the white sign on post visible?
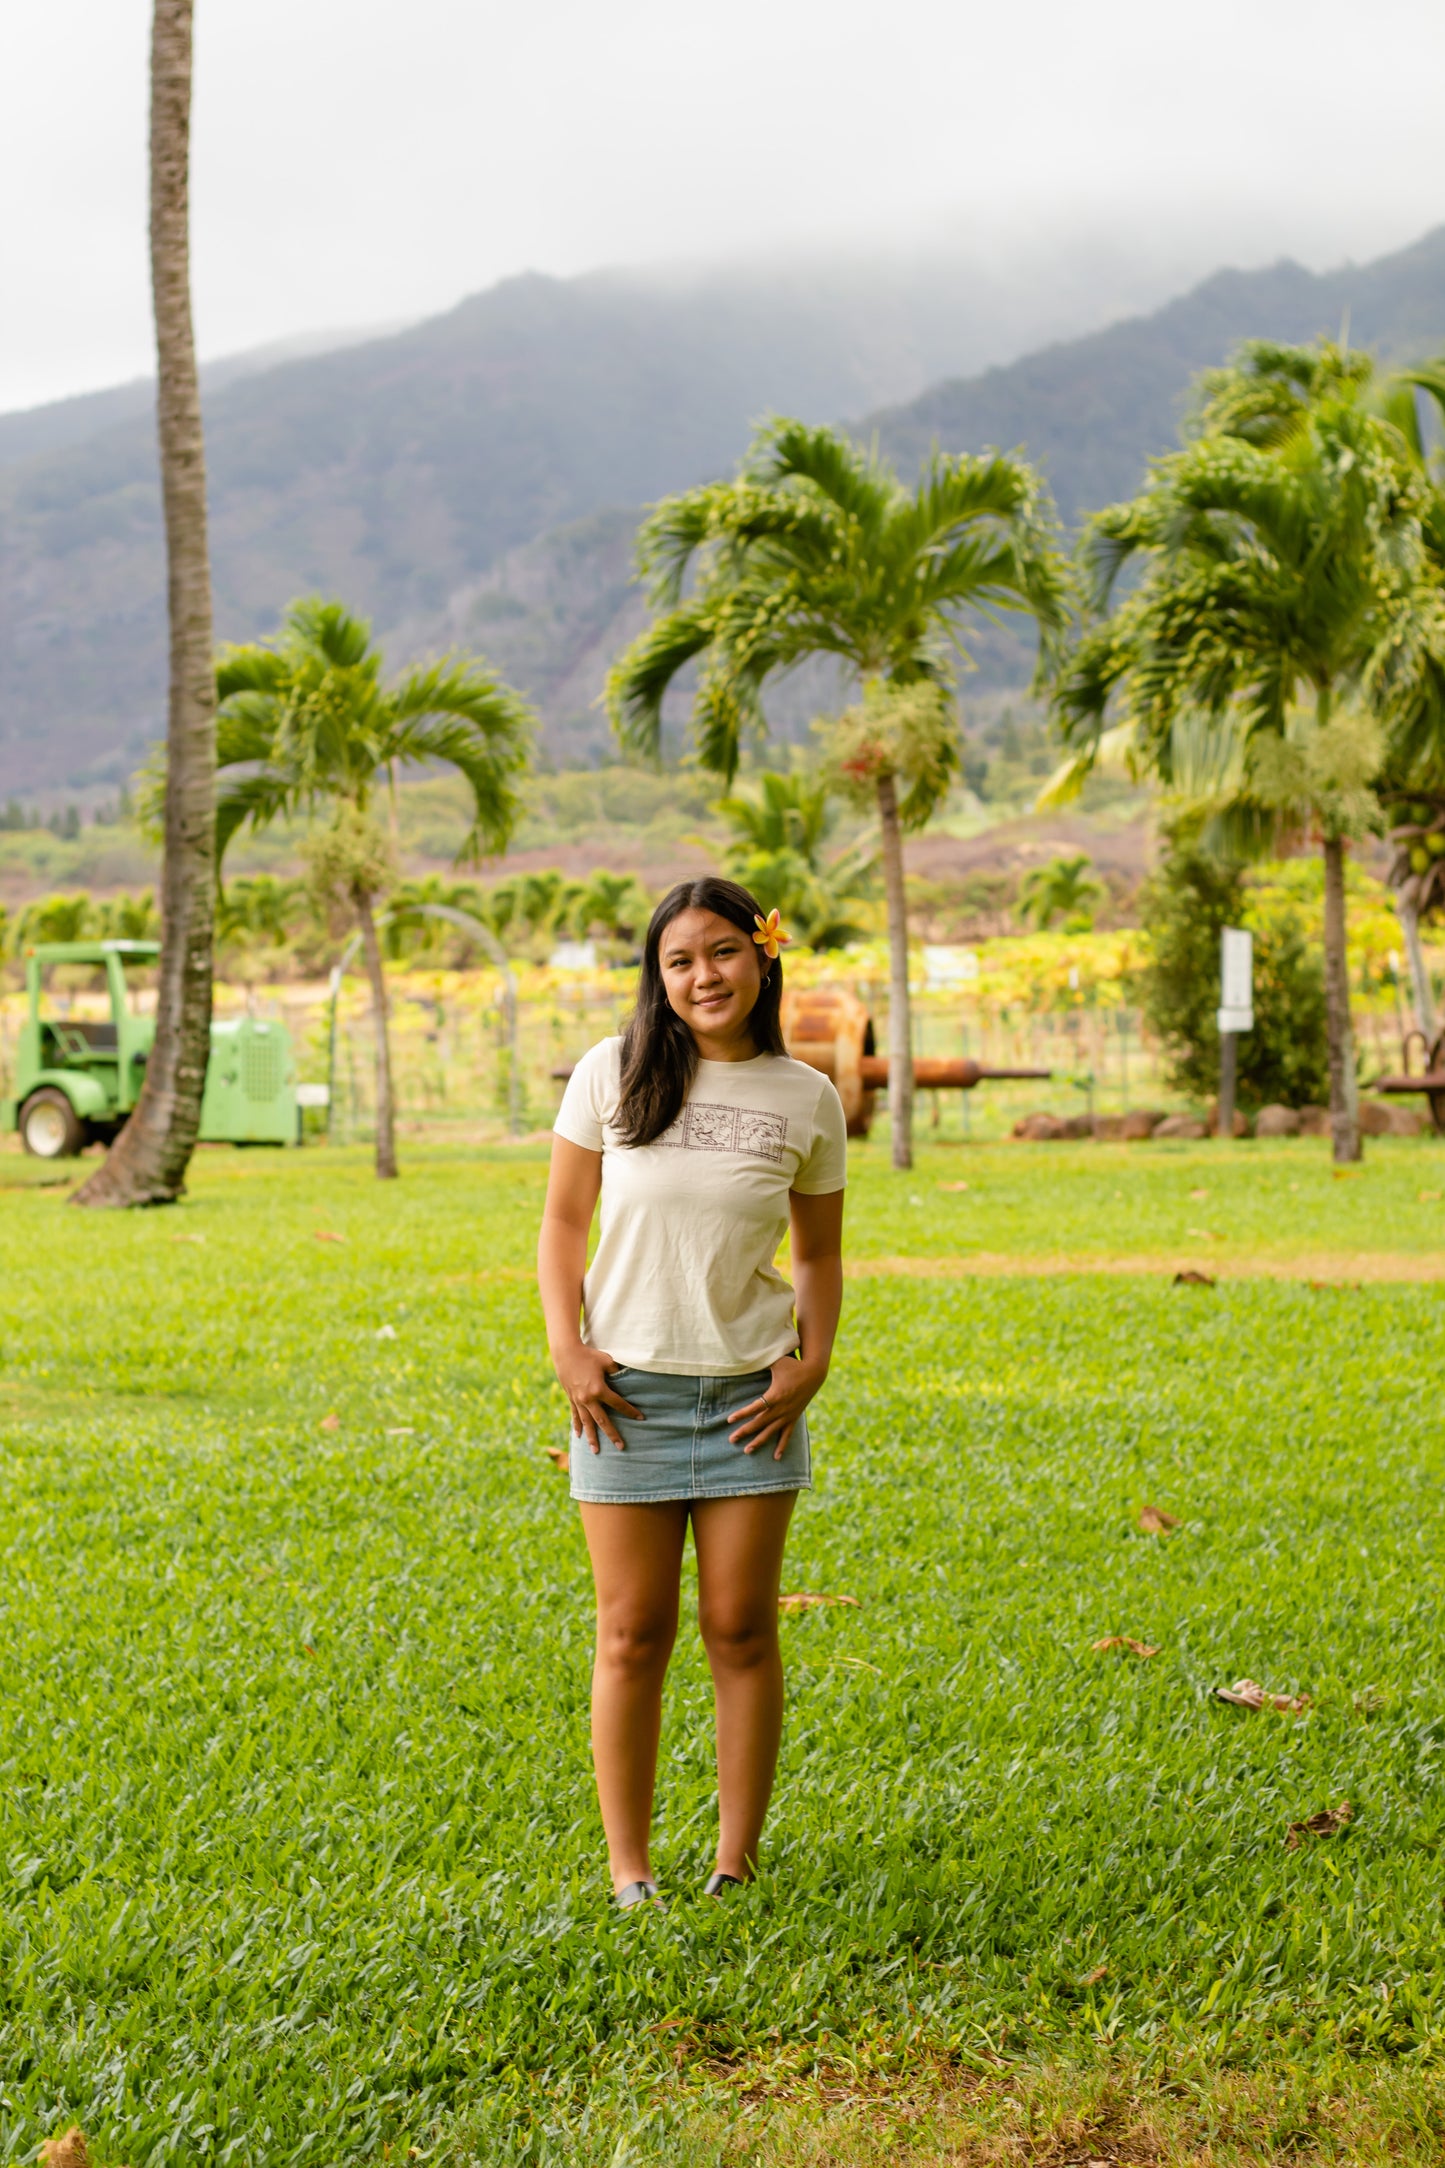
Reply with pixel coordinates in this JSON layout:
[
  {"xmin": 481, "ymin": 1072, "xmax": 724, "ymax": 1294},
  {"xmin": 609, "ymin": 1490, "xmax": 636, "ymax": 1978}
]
[{"xmin": 1217, "ymin": 926, "xmax": 1253, "ymax": 1035}]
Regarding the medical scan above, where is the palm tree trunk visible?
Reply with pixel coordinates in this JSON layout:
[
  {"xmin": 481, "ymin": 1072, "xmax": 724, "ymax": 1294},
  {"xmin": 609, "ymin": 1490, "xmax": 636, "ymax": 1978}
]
[
  {"xmin": 1322, "ymin": 833, "xmax": 1361, "ymax": 1164},
  {"xmin": 877, "ymin": 770, "xmax": 913, "ymax": 1171},
  {"xmin": 74, "ymin": 0, "xmax": 215, "ymax": 1210},
  {"xmin": 356, "ymin": 889, "xmax": 398, "ymax": 1180},
  {"xmin": 1398, "ymin": 890, "xmax": 1436, "ymax": 1037}
]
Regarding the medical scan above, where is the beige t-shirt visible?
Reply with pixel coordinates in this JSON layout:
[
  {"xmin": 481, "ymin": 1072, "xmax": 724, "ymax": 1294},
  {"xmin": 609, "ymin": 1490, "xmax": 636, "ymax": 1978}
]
[{"xmin": 553, "ymin": 1036, "xmax": 848, "ymax": 1376}]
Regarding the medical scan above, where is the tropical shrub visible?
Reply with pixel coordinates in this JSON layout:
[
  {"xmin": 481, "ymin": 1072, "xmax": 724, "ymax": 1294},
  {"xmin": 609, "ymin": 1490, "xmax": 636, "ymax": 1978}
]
[{"xmin": 1135, "ymin": 834, "xmax": 1328, "ymax": 1108}]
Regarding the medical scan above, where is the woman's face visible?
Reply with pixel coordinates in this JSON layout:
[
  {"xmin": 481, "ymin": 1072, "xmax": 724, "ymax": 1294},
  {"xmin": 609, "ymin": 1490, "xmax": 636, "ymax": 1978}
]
[{"xmin": 657, "ymin": 907, "xmax": 764, "ymax": 1046}]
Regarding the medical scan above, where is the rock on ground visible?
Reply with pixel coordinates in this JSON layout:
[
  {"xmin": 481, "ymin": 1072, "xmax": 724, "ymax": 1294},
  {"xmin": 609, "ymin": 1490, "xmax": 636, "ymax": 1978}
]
[{"xmin": 1153, "ymin": 1114, "xmax": 1210, "ymax": 1140}]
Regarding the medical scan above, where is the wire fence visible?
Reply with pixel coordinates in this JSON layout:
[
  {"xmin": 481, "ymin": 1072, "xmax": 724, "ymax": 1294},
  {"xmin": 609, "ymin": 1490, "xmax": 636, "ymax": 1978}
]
[{"xmin": 1, "ymin": 940, "xmax": 1430, "ymax": 1149}]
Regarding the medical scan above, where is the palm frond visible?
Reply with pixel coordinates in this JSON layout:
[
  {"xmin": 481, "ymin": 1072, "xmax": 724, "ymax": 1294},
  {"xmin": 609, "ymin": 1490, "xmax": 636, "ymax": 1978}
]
[
  {"xmin": 1035, "ymin": 720, "xmax": 1140, "ymax": 809},
  {"xmin": 215, "ymin": 691, "xmax": 283, "ymax": 766},
  {"xmin": 215, "ymin": 647, "xmax": 289, "ymax": 702},
  {"xmin": 283, "ymin": 596, "xmax": 376, "ymax": 671},
  {"xmin": 385, "ymin": 707, "xmax": 531, "ymax": 860},
  {"xmin": 215, "ymin": 766, "xmax": 297, "ymax": 871},
  {"xmin": 635, "ymin": 487, "xmax": 731, "ymax": 606},
  {"xmin": 749, "ymin": 418, "xmax": 894, "ymax": 532},
  {"xmin": 606, "ymin": 608, "xmax": 713, "ymax": 761},
  {"xmin": 386, "ymin": 657, "xmax": 535, "ymax": 742},
  {"xmin": 887, "ymin": 450, "xmax": 1031, "ymax": 560}
]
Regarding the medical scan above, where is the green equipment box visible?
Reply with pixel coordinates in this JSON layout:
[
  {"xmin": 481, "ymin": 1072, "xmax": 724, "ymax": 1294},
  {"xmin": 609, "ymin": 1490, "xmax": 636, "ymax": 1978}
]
[{"xmin": 1, "ymin": 940, "xmax": 300, "ymax": 1158}]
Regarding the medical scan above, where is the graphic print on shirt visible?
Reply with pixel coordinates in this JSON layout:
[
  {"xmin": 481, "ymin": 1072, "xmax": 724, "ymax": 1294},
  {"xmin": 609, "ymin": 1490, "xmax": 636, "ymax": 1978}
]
[{"xmin": 656, "ymin": 1101, "xmax": 788, "ymax": 1163}]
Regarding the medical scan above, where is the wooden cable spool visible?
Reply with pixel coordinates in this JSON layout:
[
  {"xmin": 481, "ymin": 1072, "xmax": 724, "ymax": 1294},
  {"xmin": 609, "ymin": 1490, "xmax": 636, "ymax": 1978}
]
[{"xmin": 781, "ymin": 984, "xmax": 1050, "ymax": 1137}]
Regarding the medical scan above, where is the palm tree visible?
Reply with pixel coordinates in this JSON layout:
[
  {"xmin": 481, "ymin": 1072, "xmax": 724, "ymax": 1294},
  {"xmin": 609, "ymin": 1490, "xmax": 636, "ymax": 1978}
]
[
  {"xmin": 715, "ymin": 768, "xmax": 837, "ymax": 866},
  {"xmin": 74, "ymin": 0, "xmax": 217, "ymax": 1210},
  {"xmin": 215, "ymin": 873, "xmax": 306, "ymax": 951},
  {"xmin": 213, "ymin": 598, "xmax": 533, "ymax": 1178},
  {"xmin": 565, "ymin": 871, "xmax": 653, "ymax": 953},
  {"xmin": 607, "ymin": 418, "xmax": 1068, "ymax": 1168},
  {"xmin": 1383, "ymin": 791, "xmax": 1444, "ymax": 1032},
  {"xmin": 1054, "ymin": 341, "xmax": 1445, "ymax": 1164},
  {"xmin": 714, "ymin": 769, "xmax": 874, "ymax": 950},
  {"xmin": 1373, "ymin": 358, "xmax": 1445, "ymax": 1033},
  {"xmin": 1018, "ymin": 852, "xmax": 1103, "ymax": 931}
]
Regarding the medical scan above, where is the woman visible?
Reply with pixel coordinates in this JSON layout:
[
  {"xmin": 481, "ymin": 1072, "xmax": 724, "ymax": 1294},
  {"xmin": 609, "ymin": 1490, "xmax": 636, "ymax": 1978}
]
[{"xmin": 538, "ymin": 877, "xmax": 846, "ymax": 1906}]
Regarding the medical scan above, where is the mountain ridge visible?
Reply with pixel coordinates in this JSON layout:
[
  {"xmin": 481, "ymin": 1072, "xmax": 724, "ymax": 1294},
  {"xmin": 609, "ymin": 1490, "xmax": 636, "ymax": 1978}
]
[{"xmin": 5, "ymin": 227, "xmax": 1445, "ymax": 794}]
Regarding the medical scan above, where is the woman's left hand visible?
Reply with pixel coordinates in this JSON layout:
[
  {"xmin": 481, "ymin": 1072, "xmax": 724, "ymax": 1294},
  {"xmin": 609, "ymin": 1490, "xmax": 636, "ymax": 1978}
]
[{"xmin": 727, "ymin": 1358, "xmax": 825, "ymax": 1460}]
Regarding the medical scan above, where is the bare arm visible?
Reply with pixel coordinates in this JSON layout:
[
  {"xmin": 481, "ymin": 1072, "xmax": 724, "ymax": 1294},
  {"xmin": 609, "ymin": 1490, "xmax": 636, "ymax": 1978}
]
[
  {"xmin": 728, "ymin": 1187, "xmax": 845, "ymax": 1459},
  {"xmin": 791, "ymin": 1187, "xmax": 845, "ymax": 1380},
  {"xmin": 537, "ymin": 1136, "xmax": 642, "ymax": 1452}
]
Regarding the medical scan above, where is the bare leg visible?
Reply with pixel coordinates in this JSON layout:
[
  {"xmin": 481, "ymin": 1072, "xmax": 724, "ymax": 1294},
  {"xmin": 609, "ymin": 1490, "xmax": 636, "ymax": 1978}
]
[
  {"xmin": 692, "ymin": 1491, "xmax": 797, "ymax": 1881},
  {"xmin": 578, "ymin": 1500, "xmax": 689, "ymax": 1893}
]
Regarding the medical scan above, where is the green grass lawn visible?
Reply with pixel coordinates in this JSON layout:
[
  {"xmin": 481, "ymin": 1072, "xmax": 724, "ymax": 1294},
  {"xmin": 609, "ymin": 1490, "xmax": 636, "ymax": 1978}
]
[{"xmin": 3, "ymin": 1137, "xmax": 1445, "ymax": 2166}]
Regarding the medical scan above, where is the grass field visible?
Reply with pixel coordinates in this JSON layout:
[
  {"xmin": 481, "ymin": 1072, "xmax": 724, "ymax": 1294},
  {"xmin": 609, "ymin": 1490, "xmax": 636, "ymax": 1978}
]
[{"xmin": 3, "ymin": 1134, "xmax": 1445, "ymax": 2166}]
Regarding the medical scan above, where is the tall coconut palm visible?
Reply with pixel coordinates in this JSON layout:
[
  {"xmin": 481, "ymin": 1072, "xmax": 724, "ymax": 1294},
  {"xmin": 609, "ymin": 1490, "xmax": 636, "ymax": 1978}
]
[
  {"xmin": 1053, "ymin": 341, "xmax": 1445, "ymax": 1164},
  {"xmin": 607, "ymin": 418, "xmax": 1068, "ymax": 1168},
  {"xmin": 74, "ymin": 0, "xmax": 216, "ymax": 1209},
  {"xmin": 213, "ymin": 598, "xmax": 534, "ymax": 1178}
]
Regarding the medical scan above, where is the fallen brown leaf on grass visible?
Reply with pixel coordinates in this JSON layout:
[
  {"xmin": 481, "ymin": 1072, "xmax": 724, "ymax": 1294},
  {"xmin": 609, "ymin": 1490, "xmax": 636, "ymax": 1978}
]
[
  {"xmin": 1188, "ymin": 1187, "xmax": 1210, "ymax": 1201},
  {"xmin": 319, "ymin": 1412, "xmax": 340, "ymax": 1432},
  {"xmin": 1137, "ymin": 1506, "xmax": 1178, "ymax": 1534},
  {"xmin": 1419, "ymin": 1189, "xmax": 1441, "ymax": 1203},
  {"xmin": 1172, "ymin": 1268, "xmax": 1216, "ymax": 1287},
  {"xmin": 314, "ymin": 1230, "xmax": 346, "ymax": 1243},
  {"xmin": 544, "ymin": 1446, "xmax": 569, "ymax": 1470},
  {"xmin": 778, "ymin": 1591, "xmax": 862, "ymax": 1612},
  {"xmin": 938, "ymin": 1180, "xmax": 971, "ymax": 1192},
  {"xmin": 40, "ymin": 2131, "xmax": 92, "ymax": 2168},
  {"xmin": 1080, "ymin": 1962, "xmax": 1108, "ymax": 1987},
  {"xmin": 1092, "ymin": 1636, "xmax": 1159, "ymax": 1659},
  {"xmin": 1308, "ymin": 1278, "xmax": 1362, "ymax": 1292},
  {"xmin": 1214, "ymin": 1678, "xmax": 1312, "ymax": 1713},
  {"xmin": 1286, "ymin": 1799, "xmax": 1353, "ymax": 1849}
]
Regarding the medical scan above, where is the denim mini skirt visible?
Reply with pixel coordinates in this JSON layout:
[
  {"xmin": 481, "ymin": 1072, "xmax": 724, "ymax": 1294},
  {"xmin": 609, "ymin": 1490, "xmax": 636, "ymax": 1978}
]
[{"xmin": 568, "ymin": 1364, "xmax": 812, "ymax": 1505}]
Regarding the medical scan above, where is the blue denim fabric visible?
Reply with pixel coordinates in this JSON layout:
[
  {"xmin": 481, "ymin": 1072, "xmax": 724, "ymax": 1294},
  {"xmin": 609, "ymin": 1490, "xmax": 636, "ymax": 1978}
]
[{"xmin": 568, "ymin": 1364, "xmax": 812, "ymax": 1504}]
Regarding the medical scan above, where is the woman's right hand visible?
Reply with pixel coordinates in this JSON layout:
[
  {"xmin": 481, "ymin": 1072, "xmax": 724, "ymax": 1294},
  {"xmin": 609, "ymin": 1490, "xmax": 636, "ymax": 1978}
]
[{"xmin": 551, "ymin": 1343, "xmax": 643, "ymax": 1453}]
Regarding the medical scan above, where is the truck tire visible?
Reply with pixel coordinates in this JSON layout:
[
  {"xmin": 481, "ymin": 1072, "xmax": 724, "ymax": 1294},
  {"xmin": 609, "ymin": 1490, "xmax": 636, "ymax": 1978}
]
[{"xmin": 19, "ymin": 1088, "xmax": 85, "ymax": 1159}]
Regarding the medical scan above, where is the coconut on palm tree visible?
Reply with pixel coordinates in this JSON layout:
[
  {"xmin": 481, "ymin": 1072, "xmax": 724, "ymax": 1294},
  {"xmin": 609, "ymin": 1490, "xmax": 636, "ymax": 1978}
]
[
  {"xmin": 75, "ymin": 0, "xmax": 216, "ymax": 1209},
  {"xmin": 1053, "ymin": 340, "xmax": 1445, "ymax": 1164},
  {"xmin": 607, "ymin": 418, "xmax": 1068, "ymax": 1168},
  {"xmin": 213, "ymin": 597, "xmax": 533, "ymax": 1178}
]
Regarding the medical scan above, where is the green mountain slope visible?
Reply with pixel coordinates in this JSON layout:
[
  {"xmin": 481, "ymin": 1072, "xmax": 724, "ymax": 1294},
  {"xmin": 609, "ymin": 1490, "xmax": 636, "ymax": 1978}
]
[
  {"xmin": 388, "ymin": 225, "xmax": 1445, "ymax": 758},
  {"xmin": 868, "ymin": 225, "xmax": 1445, "ymax": 524},
  {"xmin": 12, "ymin": 256, "xmax": 1145, "ymax": 796},
  {"xmin": 5, "ymin": 228, "xmax": 1445, "ymax": 795}
]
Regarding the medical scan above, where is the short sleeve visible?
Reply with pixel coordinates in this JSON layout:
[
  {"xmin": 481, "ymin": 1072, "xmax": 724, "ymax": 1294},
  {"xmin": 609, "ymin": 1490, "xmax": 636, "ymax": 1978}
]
[
  {"xmin": 792, "ymin": 1075, "xmax": 848, "ymax": 1193},
  {"xmin": 553, "ymin": 1037, "xmax": 619, "ymax": 1152}
]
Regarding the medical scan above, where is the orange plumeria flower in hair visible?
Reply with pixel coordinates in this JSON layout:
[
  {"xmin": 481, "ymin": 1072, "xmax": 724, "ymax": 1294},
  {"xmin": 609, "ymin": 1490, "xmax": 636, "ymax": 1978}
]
[{"xmin": 752, "ymin": 908, "xmax": 791, "ymax": 960}]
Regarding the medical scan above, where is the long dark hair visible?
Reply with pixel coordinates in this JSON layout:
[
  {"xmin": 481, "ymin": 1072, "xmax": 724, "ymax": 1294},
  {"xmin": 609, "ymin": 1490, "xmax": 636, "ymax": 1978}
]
[{"xmin": 615, "ymin": 877, "xmax": 786, "ymax": 1146}]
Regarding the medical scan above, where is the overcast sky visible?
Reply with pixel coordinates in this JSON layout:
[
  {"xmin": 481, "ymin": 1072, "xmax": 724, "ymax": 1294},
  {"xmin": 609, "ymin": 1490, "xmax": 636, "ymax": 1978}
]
[{"xmin": 1, "ymin": 0, "xmax": 1442, "ymax": 414}]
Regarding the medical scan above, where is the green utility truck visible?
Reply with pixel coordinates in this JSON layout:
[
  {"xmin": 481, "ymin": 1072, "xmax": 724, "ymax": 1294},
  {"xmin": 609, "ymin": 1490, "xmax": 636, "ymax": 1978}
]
[{"xmin": 2, "ymin": 940, "xmax": 299, "ymax": 1158}]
